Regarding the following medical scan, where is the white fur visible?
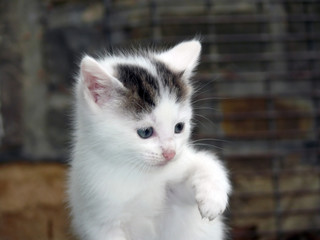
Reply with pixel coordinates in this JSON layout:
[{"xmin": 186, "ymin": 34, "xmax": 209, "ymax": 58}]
[
  {"xmin": 68, "ymin": 40, "xmax": 231, "ymax": 240},
  {"xmin": 156, "ymin": 40, "xmax": 201, "ymax": 80}
]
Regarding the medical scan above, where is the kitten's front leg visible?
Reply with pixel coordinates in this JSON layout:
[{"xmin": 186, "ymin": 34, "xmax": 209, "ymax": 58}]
[
  {"xmin": 184, "ymin": 149, "xmax": 231, "ymax": 220},
  {"xmin": 84, "ymin": 222, "xmax": 127, "ymax": 240},
  {"xmin": 104, "ymin": 228, "xmax": 127, "ymax": 240}
]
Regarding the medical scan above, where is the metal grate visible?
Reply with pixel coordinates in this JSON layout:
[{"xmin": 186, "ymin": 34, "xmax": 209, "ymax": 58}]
[{"xmin": 104, "ymin": 0, "xmax": 320, "ymax": 239}]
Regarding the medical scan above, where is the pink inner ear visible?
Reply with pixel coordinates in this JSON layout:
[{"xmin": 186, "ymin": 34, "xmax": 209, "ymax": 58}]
[
  {"xmin": 85, "ymin": 72, "xmax": 106, "ymax": 104},
  {"xmin": 88, "ymin": 80, "xmax": 102, "ymax": 103}
]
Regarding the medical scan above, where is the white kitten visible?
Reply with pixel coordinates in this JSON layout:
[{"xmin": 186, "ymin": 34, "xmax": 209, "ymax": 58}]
[{"xmin": 68, "ymin": 40, "xmax": 231, "ymax": 240}]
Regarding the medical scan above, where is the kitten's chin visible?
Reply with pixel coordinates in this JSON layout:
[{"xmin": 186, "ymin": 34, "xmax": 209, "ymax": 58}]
[
  {"xmin": 145, "ymin": 157, "xmax": 175, "ymax": 168},
  {"xmin": 153, "ymin": 160, "xmax": 169, "ymax": 167}
]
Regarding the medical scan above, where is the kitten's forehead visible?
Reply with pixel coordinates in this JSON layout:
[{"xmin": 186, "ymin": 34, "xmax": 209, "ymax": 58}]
[
  {"xmin": 115, "ymin": 56, "xmax": 189, "ymax": 117},
  {"xmin": 153, "ymin": 97, "xmax": 180, "ymax": 123}
]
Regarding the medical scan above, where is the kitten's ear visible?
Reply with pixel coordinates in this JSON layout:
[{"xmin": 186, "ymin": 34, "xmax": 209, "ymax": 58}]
[
  {"xmin": 156, "ymin": 40, "xmax": 201, "ymax": 75},
  {"xmin": 80, "ymin": 56, "xmax": 123, "ymax": 107}
]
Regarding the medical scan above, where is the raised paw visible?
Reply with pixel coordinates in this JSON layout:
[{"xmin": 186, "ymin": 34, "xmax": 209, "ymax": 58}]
[{"xmin": 194, "ymin": 182, "xmax": 228, "ymax": 221}]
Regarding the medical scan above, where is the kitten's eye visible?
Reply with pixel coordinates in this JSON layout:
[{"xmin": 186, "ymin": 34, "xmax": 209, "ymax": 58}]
[
  {"xmin": 137, "ymin": 127, "xmax": 154, "ymax": 139},
  {"xmin": 174, "ymin": 122, "xmax": 185, "ymax": 134}
]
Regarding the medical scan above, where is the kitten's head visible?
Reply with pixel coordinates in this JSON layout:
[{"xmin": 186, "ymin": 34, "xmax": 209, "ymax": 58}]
[{"xmin": 76, "ymin": 40, "xmax": 201, "ymax": 169}]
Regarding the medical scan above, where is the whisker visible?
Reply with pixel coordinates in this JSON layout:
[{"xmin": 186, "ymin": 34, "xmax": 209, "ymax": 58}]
[
  {"xmin": 192, "ymin": 81, "xmax": 215, "ymax": 96},
  {"xmin": 192, "ymin": 96, "xmax": 231, "ymax": 105},
  {"xmin": 191, "ymin": 138, "xmax": 230, "ymax": 144},
  {"xmin": 193, "ymin": 106, "xmax": 220, "ymax": 111},
  {"xmin": 188, "ymin": 143, "xmax": 225, "ymax": 150},
  {"xmin": 193, "ymin": 113, "xmax": 217, "ymax": 128},
  {"xmin": 192, "ymin": 117, "xmax": 208, "ymax": 130}
]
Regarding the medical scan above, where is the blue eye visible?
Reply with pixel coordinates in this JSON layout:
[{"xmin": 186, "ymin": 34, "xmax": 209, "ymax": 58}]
[
  {"xmin": 174, "ymin": 122, "xmax": 184, "ymax": 134},
  {"xmin": 137, "ymin": 127, "xmax": 153, "ymax": 139}
]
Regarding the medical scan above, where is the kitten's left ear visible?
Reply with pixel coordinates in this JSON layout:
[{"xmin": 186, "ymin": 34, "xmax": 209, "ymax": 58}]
[
  {"xmin": 156, "ymin": 40, "xmax": 201, "ymax": 76},
  {"xmin": 79, "ymin": 56, "xmax": 124, "ymax": 109}
]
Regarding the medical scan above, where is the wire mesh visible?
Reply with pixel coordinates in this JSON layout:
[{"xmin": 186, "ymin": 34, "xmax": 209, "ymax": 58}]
[{"xmin": 104, "ymin": 0, "xmax": 320, "ymax": 239}]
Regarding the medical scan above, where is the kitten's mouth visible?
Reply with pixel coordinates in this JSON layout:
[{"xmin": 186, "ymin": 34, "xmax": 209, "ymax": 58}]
[
  {"xmin": 151, "ymin": 156, "xmax": 176, "ymax": 167},
  {"xmin": 156, "ymin": 160, "xmax": 171, "ymax": 166},
  {"xmin": 144, "ymin": 151, "xmax": 178, "ymax": 167}
]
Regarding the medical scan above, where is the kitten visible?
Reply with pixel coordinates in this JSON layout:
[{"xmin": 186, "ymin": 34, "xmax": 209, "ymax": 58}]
[{"xmin": 68, "ymin": 40, "xmax": 231, "ymax": 240}]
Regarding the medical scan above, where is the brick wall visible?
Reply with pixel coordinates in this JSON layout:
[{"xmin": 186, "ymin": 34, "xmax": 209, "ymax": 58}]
[{"xmin": 0, "ymin": 163, "xmax": 73, "ymax": 240}]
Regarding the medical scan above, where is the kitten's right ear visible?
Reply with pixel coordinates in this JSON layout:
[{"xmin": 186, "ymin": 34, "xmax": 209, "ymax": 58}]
[
  {"xmin": 80, "ymin": 56, "xmax": 124, "ymax": 108},
  {"xmin": 156, "ymin": 40, "xmax": 201, "ymax": 76}
]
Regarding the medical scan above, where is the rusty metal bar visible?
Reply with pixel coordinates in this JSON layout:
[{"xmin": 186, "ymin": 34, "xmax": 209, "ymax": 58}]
[
  {"xmin": 230, "ymin": 168, "xmax": 320, "ymax": 177},
  {"xmin": 231, "ymin": 189, "xmax": 320, "ymax": 199},
  {"xmin": 197, "ymin": 71, "xmax": 320, "ymax": 82},
  {"xmin": 108, "ymin": 13, "xmax": 320, "ymax": 28},
  {"xmin": 232, "ymin": 208, "xmax": 320, "ymax": 218},
  {"xmin": 203, "ymin": 32, "xmax": 320, "ymax": 43},
  {"xmin": 197, "ymin": 129, "xmax": 319, "ymax": 140},
  {"xmin": 202, "ymin": 51, "xmax": 320, "ymax": 63},
  {"xmin": 233, "ymin": 228, "xmax": 320, "ymax": 239},
  {"xmin": 207, "ymin": 110, "xmax": 316, "ymax": 121},
  {"xmin": 225, "ymin": 152, "xmax": 320, "ymax": 162}
]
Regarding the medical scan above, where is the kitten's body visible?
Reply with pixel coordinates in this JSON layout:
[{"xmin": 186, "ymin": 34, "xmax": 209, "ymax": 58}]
[{"xmin": 68, "ymin": 40, "xmax": 231, "ymax": 240}]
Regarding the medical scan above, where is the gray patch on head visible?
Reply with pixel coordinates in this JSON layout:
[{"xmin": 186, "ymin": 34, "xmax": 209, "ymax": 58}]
[
  {"xmin": 116, "ymin": 64, "xmax": 160, "ymax": 115},
  {"xmin": 115, "ymin": 58, "xmax": 191, "ymax": 118},
  {"xmin": 152, "ymin": 60, "xmax": 189, "ymax": 102}
]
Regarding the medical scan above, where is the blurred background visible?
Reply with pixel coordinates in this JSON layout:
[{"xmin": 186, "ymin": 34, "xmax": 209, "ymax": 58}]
[{"xmin": 0, "ymin": 0, "xmax": 320, "ymax": 239}]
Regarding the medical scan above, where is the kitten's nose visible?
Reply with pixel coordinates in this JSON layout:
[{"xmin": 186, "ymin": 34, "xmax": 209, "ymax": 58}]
[{"xmin": 162, "ymin": 150, "xmax": 176, "ymax": 161}]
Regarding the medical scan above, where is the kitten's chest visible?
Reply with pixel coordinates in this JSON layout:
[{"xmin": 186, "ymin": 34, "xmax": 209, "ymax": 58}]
[
  {"xmin": 123, "ymin": 183, "xmax": 167, "ymax": 240},
  {"xmin": 128, "ymin": 182, "xmax": 167, "ymax": 216}
]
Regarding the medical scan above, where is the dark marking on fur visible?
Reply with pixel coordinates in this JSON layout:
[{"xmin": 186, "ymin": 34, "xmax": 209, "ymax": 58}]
[
  {"xmin": 115, "ymin": 59, "xmax": 190, "ymax": 117},
  {"xmin": 117, "ymin": 64, "xmax": 160, "ymax": 114},
  {"xmin": 153, "ymin": 61, "xmax": 189, "ymax": 102}
]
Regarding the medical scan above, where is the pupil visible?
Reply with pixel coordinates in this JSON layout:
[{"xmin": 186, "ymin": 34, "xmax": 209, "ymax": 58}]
[
  {"xmin": 137, "ymin": 127, "xmax": 153, "ymax": 139},
  {"xmin": 175, "ymin": 122, "xmax": 184, "ymax": 133}
]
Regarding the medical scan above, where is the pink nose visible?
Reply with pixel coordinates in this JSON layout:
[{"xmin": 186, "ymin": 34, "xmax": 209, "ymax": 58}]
[{"xmin": 162, "ymin": 150, "xmax": 176, "ymax": 161}]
